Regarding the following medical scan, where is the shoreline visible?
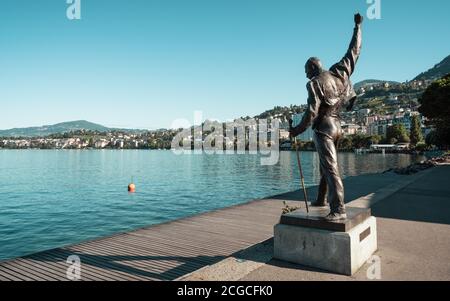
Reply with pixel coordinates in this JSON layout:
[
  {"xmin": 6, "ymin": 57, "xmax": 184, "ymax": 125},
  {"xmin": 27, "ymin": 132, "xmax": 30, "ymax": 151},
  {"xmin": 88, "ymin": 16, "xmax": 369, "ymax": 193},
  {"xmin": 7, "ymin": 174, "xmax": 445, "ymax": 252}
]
[{"xmin": 0, "ymin": 147, "xmax": 438, "ymax": 155}]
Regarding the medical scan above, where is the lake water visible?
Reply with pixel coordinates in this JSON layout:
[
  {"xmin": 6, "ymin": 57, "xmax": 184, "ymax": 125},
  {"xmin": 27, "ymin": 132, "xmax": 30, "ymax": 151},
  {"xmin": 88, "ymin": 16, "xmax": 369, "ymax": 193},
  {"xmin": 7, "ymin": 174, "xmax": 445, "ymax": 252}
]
[{"xmin": 0, "ymin": 150, "xmax": 424, "ymax": 261}]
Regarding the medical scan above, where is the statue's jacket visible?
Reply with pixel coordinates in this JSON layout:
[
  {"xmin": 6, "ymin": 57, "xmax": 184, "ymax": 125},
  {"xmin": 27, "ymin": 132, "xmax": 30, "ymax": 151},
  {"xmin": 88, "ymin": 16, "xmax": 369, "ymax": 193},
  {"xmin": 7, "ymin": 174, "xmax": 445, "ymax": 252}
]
[{"xmin": 297, "ymin": 24, "xmax": 362, "ymax": 140}]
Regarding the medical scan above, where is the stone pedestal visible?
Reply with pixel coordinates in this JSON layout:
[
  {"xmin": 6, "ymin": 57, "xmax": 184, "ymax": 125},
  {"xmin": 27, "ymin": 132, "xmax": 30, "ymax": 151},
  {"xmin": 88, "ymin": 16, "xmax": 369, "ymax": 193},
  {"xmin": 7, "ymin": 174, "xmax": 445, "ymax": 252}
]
[{"xmin": 274, "ymin": 207, "xmax": 377, "ymax": 276}]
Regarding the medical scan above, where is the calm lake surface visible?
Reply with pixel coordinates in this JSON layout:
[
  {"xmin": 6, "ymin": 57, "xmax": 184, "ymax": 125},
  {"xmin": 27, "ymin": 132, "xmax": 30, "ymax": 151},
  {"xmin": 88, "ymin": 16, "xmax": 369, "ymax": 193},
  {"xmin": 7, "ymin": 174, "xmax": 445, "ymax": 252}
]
[{"xmin": 0, "ymin": 150, "xmax": 424, "ymax": 261}]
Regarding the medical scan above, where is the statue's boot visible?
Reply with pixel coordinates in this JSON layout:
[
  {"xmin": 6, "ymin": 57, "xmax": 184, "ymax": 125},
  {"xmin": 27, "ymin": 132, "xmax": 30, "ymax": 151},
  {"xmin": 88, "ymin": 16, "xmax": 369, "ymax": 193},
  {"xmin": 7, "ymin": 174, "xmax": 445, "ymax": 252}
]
[{"xmin": 324, "ymin": 212, "xmax": 347, "ymax": 221}]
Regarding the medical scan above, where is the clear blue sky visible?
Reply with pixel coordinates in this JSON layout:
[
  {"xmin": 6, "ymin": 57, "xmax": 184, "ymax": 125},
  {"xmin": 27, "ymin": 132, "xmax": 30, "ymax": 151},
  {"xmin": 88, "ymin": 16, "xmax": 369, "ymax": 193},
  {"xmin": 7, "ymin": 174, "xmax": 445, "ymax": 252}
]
[{"xmin": 1, "ymin": 0, "xmax": 449, "ymax": 129}]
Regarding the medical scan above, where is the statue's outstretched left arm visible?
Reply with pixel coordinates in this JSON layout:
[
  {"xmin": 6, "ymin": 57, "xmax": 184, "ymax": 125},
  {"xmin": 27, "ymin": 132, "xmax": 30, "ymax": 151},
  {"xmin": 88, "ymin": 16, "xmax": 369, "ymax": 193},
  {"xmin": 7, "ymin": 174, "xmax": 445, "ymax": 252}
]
[{"xmin": 330, "ymin": 13, "xmax": 363, "ymax": 80}]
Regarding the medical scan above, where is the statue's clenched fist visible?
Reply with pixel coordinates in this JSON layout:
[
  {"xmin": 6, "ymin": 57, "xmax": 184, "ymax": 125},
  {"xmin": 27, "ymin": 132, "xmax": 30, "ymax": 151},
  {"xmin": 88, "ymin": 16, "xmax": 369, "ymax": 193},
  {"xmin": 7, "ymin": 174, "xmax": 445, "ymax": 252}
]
[{"xmin": 354, "ymin": 13, "xmax": 363, "ymax": 25}]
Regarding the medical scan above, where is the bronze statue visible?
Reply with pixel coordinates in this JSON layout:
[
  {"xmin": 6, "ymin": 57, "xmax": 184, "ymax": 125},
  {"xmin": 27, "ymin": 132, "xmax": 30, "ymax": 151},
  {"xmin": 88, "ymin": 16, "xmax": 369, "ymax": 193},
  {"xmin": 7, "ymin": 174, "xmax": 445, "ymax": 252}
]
[{"xmin": 290, "ymin": 13, "xmax": 363, "ymax": 221}]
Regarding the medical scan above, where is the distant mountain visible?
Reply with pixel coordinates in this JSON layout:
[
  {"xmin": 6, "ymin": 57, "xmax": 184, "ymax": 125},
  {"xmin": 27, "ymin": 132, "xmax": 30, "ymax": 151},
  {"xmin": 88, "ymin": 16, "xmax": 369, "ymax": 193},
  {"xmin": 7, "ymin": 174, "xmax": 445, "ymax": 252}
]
[
  {"xmin": 354, "ymin": 55, "xmax": 450, "ymax": 89},
  {"xmin": 414, "ymin": 55, "xmax": 450, "ymax": 81},
  {"xmin": 0, "ymin": 120, "xmax": 143, "ymax": 137},
  {"xmin": 354, "ymin": 79, "xmax": 400, "ymax": 90}
]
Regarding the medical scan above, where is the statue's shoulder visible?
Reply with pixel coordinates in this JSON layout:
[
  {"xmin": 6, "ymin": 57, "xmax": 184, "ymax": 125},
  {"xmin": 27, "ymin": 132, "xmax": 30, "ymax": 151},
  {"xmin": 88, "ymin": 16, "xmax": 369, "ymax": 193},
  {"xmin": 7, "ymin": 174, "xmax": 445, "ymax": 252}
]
[
  {"xmin": 317, "ymin": 70, "xmax": 334, "ymax": 81},
  {"xmin": 308, "ymin": 71, "xmax": 333, "ymax": 87}
]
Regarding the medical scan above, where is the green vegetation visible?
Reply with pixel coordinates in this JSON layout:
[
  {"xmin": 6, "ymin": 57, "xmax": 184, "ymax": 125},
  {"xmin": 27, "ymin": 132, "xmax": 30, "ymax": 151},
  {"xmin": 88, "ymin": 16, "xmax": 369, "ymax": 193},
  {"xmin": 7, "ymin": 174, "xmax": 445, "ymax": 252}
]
[
  {"xmin": 385, "ymin": 124, "xmax": 410, "ymax": 144},
  {"xmin": 414, "ymin": 55, "xmax": 450, "ymax": 81},
  {"xmin": 419, "ymin": 74, "xmax": 450, "ymax": 148},
  {"xmin": 295, "ymin": 134, "xmax": 383, "ymax": 151},
  {"xmin": 415, "ymin": 142, "xmax": 428, "ymax": 152},
  {"xmin": 353, "ymin": 89, "xmax": 422, "ymax": 116},
  {"xmin": 251, "ymin": 105, "xmax": 306, "ymax": 121},
  {"xmin": 0, "ymin": 120, "xmax": 111, "ymax": 137},
  {"xmin": 337, "ymin": 134, "xmax": 382, "ymax": 151},
  {"xmin": 282, "ymin": 201, "xmax": 300, "ymax": 215},
  {"xmin": 409, "ymin": 115, "xmax": 424, "ymax": 147},
  {"xmin": 0, "ymin": 129, "xmax": 180, "ymax": 150}
]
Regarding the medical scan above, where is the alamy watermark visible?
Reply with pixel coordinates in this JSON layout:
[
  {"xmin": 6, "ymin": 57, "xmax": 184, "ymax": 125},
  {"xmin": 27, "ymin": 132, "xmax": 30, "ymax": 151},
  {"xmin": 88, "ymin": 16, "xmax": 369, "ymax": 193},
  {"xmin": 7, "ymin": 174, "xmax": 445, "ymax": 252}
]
[
  {"xmin": 66, "ymin": 255, "xmax": 81, "ymax": 280},
  {"xmin": 170, "ymin": 111, "xmax": 280, "ymax": 166},
  {"xmin": 366, "ymin": 0, "xmax": 382, "ymax": 20},
  {"xmin": 66, "ymin": 0, "xmax": 81, "ymax": 20},
  {"xmin": 64, "ymin": 1, "xmax": 381, "ymax": 22},
  {"xmin": 366, "ymin": 255, "xmax": 382, "ymax": 280}
]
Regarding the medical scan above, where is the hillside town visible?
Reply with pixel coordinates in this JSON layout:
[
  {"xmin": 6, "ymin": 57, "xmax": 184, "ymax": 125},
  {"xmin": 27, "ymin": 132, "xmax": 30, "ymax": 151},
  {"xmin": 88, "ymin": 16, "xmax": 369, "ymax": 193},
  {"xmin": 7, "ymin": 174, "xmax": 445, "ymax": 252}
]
[
  {"xmin": 271, "ymin": 78, "xmax": 434, "ymax": 151},
  {"xmin": 0, "ymin": 78, "xmax": 443, "ymax": 152},
  {"xmin": 0, "ymin": 130, "xmax": 179, "ymax": 150}
]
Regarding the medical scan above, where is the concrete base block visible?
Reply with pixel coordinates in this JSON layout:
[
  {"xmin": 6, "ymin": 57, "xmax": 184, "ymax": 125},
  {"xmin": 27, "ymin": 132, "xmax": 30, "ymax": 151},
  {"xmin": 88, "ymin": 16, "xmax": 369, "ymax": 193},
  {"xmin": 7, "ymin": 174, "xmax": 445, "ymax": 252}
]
[{"xmin": 274, "ymin": 217, "xmax": 377, "ymax": 276}]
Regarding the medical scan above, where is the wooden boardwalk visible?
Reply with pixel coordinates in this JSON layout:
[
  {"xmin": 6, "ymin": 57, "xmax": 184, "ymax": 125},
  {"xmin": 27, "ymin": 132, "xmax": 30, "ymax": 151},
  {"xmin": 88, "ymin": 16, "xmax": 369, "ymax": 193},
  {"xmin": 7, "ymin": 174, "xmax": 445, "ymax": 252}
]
[{"xmin": 0, "ymin": 197, "xmax": 292, "ymax": 281}]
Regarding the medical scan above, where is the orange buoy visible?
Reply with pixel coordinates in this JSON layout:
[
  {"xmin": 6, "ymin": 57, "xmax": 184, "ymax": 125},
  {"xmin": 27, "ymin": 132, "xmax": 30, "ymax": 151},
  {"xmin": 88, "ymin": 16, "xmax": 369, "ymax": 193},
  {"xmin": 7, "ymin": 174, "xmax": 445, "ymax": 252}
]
[{"xmin": 128, "ymin": 183, "xmax": 136, "ymax": 193}]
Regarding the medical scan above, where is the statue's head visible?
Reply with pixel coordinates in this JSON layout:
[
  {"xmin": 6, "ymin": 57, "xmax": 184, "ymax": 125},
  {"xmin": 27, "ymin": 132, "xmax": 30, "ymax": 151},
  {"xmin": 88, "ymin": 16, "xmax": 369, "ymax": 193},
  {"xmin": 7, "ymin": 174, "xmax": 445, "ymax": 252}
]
[{"xmin": 305, "ymin": 57, "xmax": 323, "ymax": 79}]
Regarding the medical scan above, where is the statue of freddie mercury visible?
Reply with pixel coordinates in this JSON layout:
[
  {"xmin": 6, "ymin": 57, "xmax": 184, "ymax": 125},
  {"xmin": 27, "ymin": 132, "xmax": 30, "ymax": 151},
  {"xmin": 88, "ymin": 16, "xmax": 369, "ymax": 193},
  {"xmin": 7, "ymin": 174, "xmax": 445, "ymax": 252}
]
[{"xmin": 290, "ymin": 13, "xmax": 363, "ymax": 221}]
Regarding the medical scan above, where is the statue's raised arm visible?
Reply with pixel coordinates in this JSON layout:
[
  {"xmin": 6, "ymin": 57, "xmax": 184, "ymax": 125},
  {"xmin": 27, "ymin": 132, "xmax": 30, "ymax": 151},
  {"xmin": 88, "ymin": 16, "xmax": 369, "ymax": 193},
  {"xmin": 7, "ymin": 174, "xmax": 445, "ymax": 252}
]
[{"xmin": 330, "ymin": 13, "xmax": 363, "ymax": 81}]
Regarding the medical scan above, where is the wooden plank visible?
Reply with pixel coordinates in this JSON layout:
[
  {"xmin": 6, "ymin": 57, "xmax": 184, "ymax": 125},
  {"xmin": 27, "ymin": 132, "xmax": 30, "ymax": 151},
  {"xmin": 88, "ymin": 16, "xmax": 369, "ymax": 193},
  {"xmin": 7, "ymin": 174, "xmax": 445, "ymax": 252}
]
[
  {"xmin": 66, "ymin": 240, "xmax": 204, "ymax": 279},
  {"xmin": 116, "ymin": 232, "xmax": 245, "ymax": 256},
  {"xmin": 150, "ymin": 220, "xmax": 269, "ymax": 243},
  {"xmin": 3, "ymin": 259, "xmax": 65, "ymax": 281},
  {"xmin": 63, "ymin": 239, "xmax": 205, "ymax": 280},
  {"xmin": 25, "ymin": 251, "xmax": 119, "ymax": 281},
  {"xmin": 0, "ymin": 198, "xmax": 283, "ymax": 281},
  {"xmin": 0, "ymin": 264, "xmax": 40, "ymax": 281},
  {"xmin": 47, "ymin": 249, "xmax": 148, "ymax": 281},
  {"xmin": 0, "ymin": 268, "xmax": 25, "ymax": 281}
]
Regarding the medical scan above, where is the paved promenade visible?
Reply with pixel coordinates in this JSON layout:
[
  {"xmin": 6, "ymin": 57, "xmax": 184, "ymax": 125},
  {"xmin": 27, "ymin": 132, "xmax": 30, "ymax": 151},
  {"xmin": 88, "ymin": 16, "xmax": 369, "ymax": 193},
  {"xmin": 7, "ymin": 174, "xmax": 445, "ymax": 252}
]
[{"xmin": 184, "ymin": 165, "xmax": 450, "ymax": 281}]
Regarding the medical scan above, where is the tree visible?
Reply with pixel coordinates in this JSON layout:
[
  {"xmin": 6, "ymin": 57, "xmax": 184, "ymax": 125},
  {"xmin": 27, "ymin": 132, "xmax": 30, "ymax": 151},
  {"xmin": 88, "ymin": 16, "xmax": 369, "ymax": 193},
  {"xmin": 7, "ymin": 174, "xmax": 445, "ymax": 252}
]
[
  {"xmin": 350, "ymin": 134, "xmax": 368, "ymax": 149},
  {"xmin": 367, "ymin": 135, "xmax": 382, "ymax": 146},
  {"xmin": 386, "ymin": 124, "xmax": 410, "ymax": 144},
  {"xmin": 337, "ymin": 134, "xmax": 382, "ymax": 150},
  {"xmin": 426, "ymin": 131, "xmax": 436, "ymax": 146},
  {"xmin": 425, "ymin": 129, "xmax": 449, "ymax": 148},
  {"xmin": 339, "ymin": 137, "xmax": 353, "ymax": 150},
  {"xmin": 419, "ymin": 74, "xmax": 450, "ymax": 148},
  {"xmin": 409, "ymin": 115, "xmax": 423, "ymax": 147},
  {"xmin": 415, "ymin": 142, "xmax": 428, "ymax": 152}
]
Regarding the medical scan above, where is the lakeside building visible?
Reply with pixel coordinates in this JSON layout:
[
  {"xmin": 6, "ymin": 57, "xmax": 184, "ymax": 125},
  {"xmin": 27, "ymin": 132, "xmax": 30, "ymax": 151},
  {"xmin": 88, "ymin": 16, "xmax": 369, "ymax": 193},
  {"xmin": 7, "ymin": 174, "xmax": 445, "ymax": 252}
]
[
  {"xmin": 370, "ymin": 144, "xmax": 410, "ymax": 151},
  {"xmin": 367, "ymin": 110, "xmax": 422, "ymax": 137},
  {"xmin": 94, "ymin": 139, "xmax": 109, "ymax": 149},
  {"xmin": 279, "ymin": 129, "xmax": 290, "ymax": 140},
  {"xmin": 341, "ymin": 123, "xmax": 368, "ymax": 136}
]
